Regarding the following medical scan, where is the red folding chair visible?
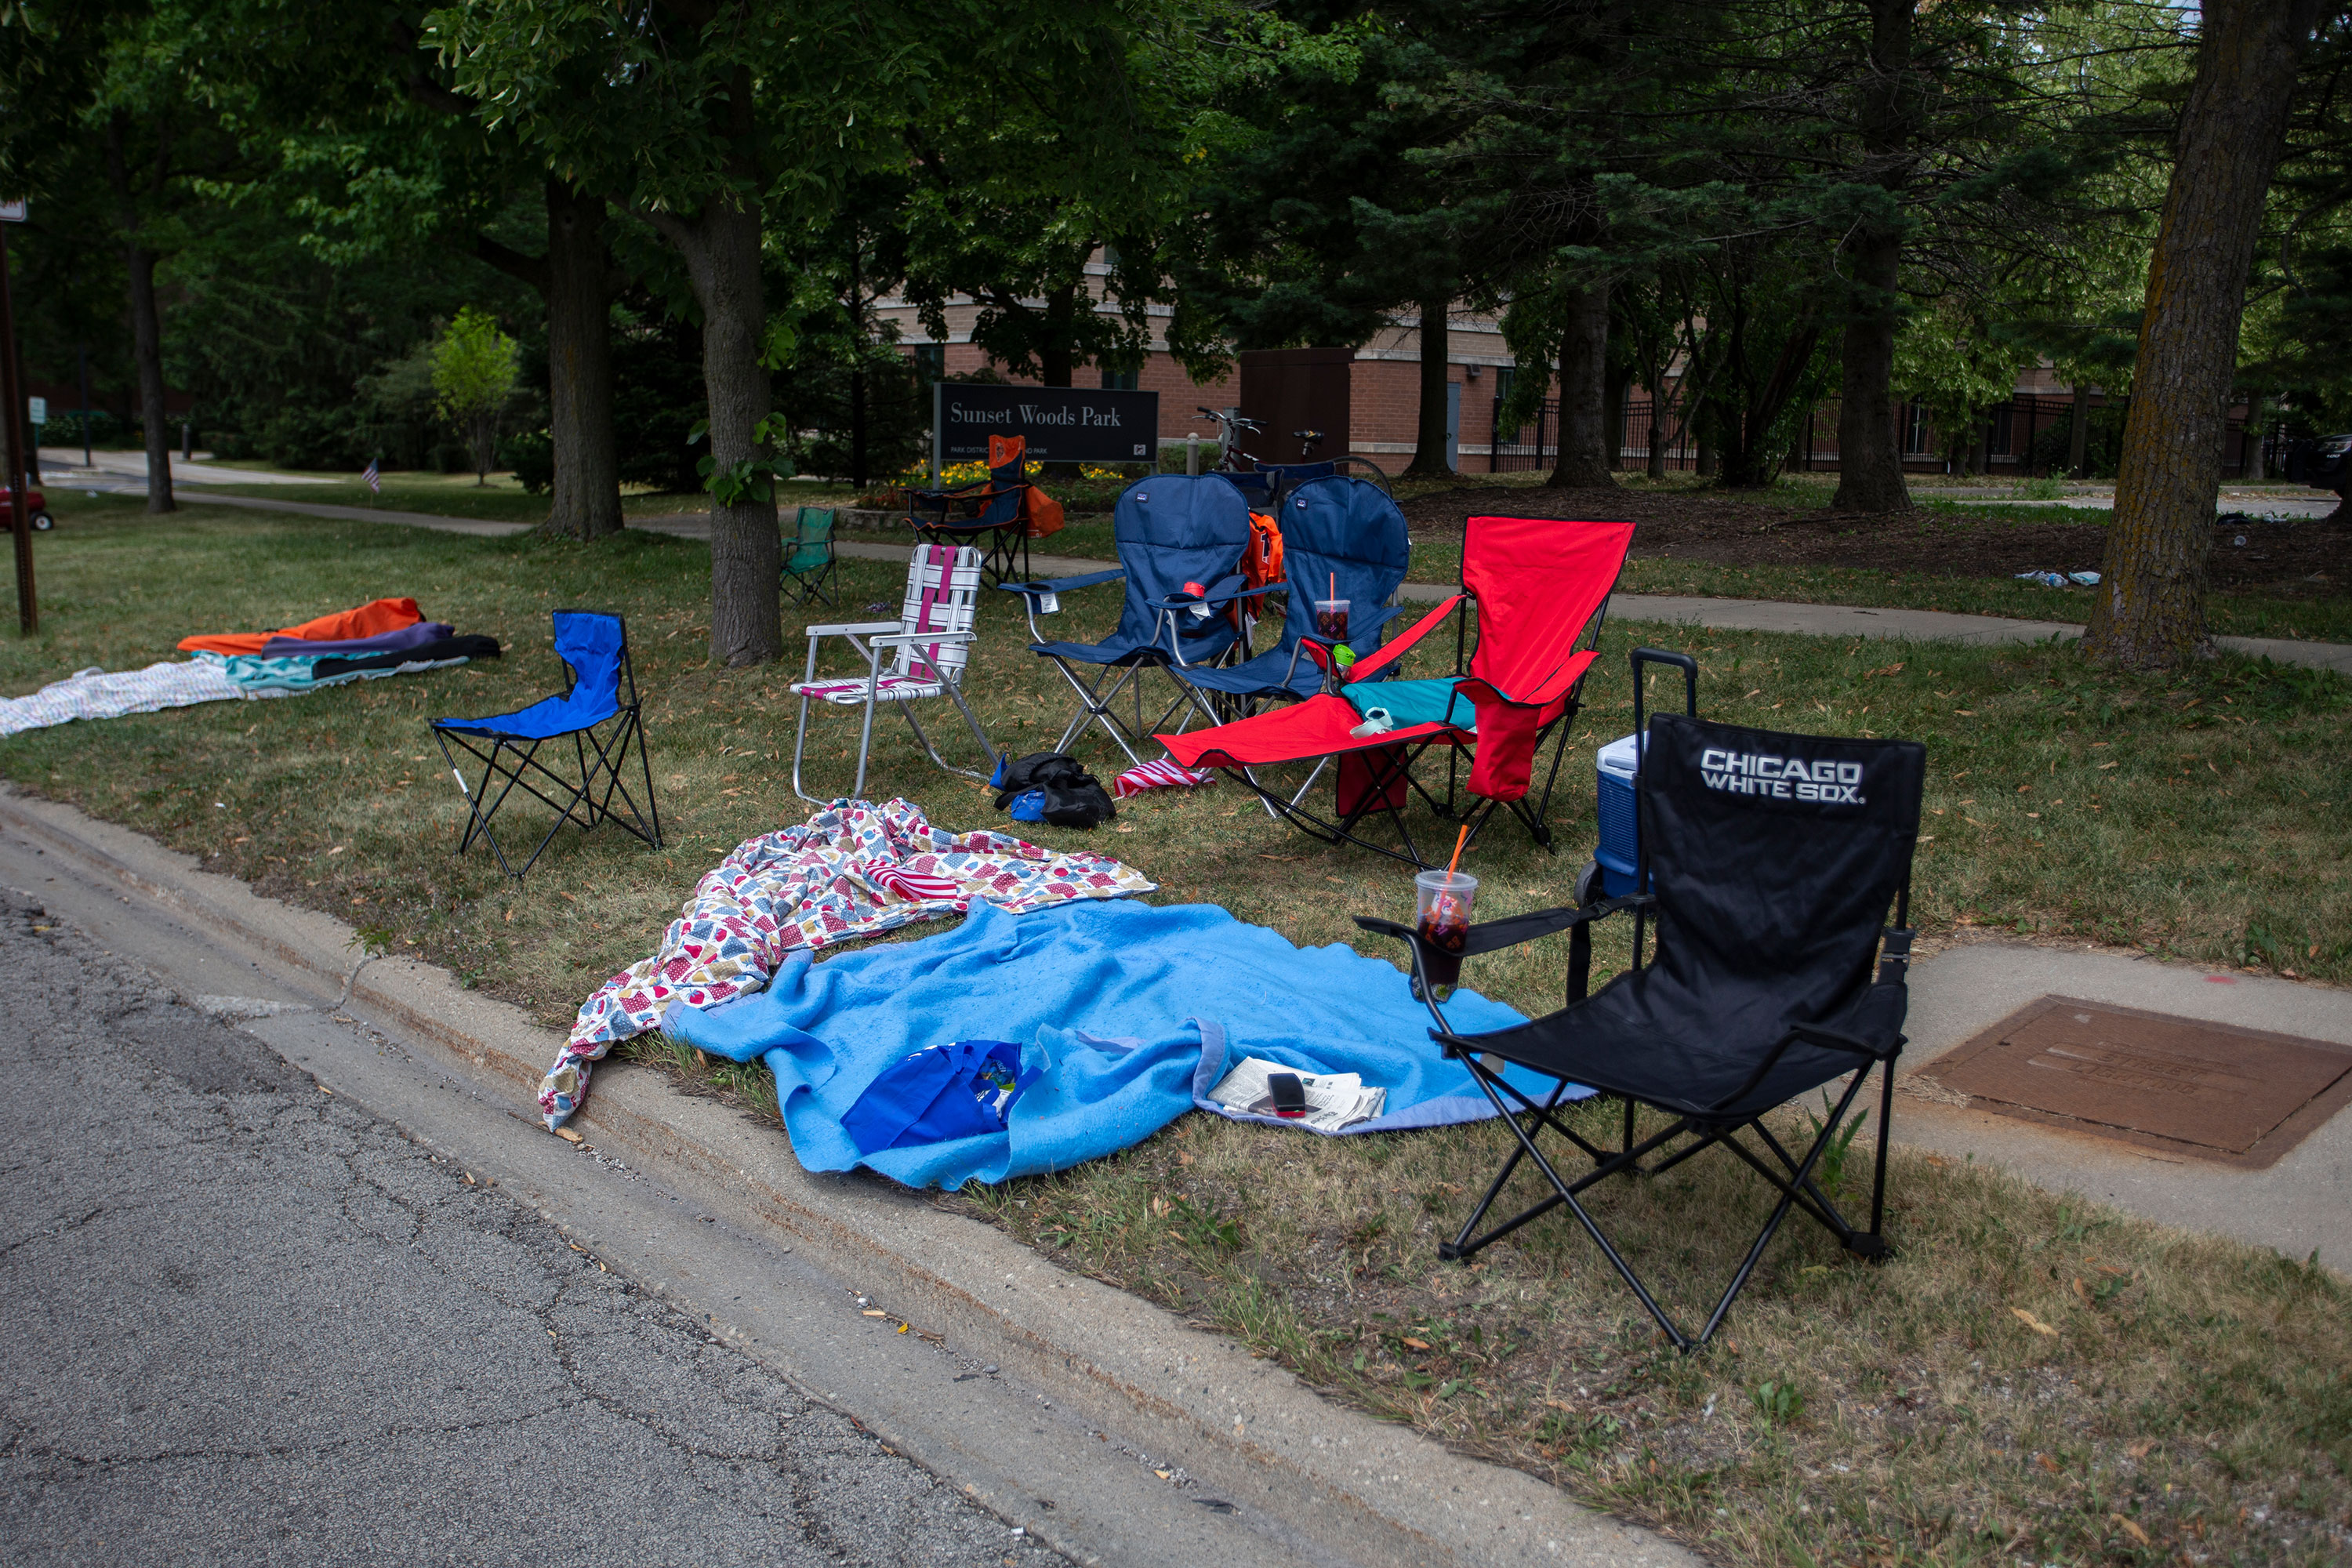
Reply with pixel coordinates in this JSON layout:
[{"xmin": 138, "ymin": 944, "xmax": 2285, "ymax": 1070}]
[{"xmin": 1157, "ymin": 516, "xmax": 1633, "ymax": 866}]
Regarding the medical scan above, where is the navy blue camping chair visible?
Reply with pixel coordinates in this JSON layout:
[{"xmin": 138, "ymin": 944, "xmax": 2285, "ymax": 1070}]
[
  {"xmin": 1002, "ymin": 474, "xmax": 1254, "ymax": 767},
  {"xmin": 907, "ymin": 436, "xmax": 1032, "ymax": 585},
  {"xmin": 1171, "ymin": 474, "xmax": 1414, "ymax": 722},
  {"xmin": 430, "ymin": 611, "xmax": 662, "ymax": 879},
  {"xmin": 1217, "ymin": 460, "xmax": 1336, "ymax": 512}
]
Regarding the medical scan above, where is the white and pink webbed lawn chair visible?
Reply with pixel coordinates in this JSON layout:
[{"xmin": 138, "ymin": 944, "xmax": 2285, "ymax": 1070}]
[{"xmin": 790, "ymin": 543, "xmax": 1001, "ymax": 802}]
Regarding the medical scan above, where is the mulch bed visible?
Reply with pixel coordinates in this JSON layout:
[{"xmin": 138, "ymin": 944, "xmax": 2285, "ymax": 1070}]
[{"xmin": 1400, "ymin": 485, "xmax": 2345, "ymax": 597}]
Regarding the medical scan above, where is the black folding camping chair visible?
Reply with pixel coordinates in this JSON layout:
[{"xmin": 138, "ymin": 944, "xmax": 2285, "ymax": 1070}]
[
  {"xmin": 1358, "ymin": 705, "xmax": 1927, "ymax": 1352},
  {"xmin": 429, "ymin": 611, "xmax": 662, "ymax": 879}
]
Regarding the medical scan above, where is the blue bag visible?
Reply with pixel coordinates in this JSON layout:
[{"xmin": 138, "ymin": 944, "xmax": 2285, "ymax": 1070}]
[{"xmin": 839, "ymin": 1040, "xmax": 1033, "ymax": 1156}]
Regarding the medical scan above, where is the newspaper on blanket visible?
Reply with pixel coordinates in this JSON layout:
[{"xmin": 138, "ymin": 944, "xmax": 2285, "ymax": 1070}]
[{"xmin": 1208, "ymin": 1054, "xmax": 1385, "ymax": 1132}]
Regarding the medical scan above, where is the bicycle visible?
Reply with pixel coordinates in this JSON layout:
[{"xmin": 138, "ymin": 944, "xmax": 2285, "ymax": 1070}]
[{"xmin": 1192, "ymin": 408, "xmax": 1393, "ymax": 499}]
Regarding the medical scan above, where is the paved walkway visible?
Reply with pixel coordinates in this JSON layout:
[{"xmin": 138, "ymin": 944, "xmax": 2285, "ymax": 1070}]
[
  {"xmin": 85, "ymin": 490, "xmax": 2352, "ymax": 674},
  {"xmin": 37, "ymin": 448, "xmax": 336, "ymax": 487},
  {"xmin": 835, "ymin": 539, "xmax": 2352, "ymax": 675},
  {"xmin": 1900, "ymin": 941, "xmax": 2349, "ymax": 1272}
]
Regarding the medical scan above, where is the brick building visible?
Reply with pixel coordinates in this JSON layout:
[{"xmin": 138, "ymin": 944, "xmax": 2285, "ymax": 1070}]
[
  {"xmin": 877, "ymin": 264, "xmax": 2267, "ymax": 479},
  {"xmin": 870, "ymin": 260, "xmax": 1514, "ymax": 470}
]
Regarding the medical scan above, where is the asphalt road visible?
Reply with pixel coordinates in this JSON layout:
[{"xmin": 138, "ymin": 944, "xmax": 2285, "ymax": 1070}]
[{"xmin": 0, "ymin": 890, "xmax": 1059, "ymax": 1568}]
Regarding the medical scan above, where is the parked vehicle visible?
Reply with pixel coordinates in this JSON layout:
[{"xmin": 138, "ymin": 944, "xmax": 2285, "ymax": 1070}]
[
  {"xmin": 0, "ymin": 486, "xmax": 54, "ymax": 531},
  {"xmin": 2285, "ymin": 434, "xmax": 2352, "ymax": 495}
]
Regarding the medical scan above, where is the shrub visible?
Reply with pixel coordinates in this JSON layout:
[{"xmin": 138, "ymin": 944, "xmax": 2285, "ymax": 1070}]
[{"xmin": 500, "ymin": 430, "xmax": 554, "ymax": 495}]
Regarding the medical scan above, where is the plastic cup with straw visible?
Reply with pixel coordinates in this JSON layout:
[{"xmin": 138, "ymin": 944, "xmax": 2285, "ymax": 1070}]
[
  {"xmin": 1414, "ymin": 825, "xmax": 1477, "ymax": 990},
  {"xmin": 1316, "ymin": 569, "xmax": 1349, "ymax": 641}
]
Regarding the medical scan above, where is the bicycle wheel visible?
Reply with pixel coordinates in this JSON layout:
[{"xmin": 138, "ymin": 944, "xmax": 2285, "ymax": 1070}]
[{"xmin": 1334, "ymin": 453, "xmax": 1393, "ymax": 493}]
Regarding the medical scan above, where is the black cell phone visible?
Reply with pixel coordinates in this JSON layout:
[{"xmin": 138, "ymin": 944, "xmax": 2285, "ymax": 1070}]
[{"xmin": 1268, "ymin": 1072, "xmax": 1308, "ymax": 1118}]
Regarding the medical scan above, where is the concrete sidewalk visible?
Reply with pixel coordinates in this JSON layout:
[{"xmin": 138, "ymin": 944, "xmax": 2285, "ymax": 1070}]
[
  {"xmin": 1900, "ymin": 942, "xmax": 2350, "ymax": 1272},
  {"xmin": 827, "ymin": 538, "xmax": 2352, "ymax": 675},
  {"xmin": 37, "ymin": 446, "xmax": 340, "ymax": 487},
  {"xmin": 91, "ymin": 487, "xmax": 2352, "ymax": 674}
]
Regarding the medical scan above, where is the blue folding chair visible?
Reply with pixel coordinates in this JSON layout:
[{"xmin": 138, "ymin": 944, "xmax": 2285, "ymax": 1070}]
[
  {"xmin": 1001, "ymin": 474, "xmax": 1254, "ymax": 767},
  {"xmin": 429, "ymin": 611, "xmax": 662, "ymax": 879},
  {"xmin": 1171, "ymin": 474, "xmax": 1414, "ymax": 721},
  {"xmin": 1218, "ymin": 459, "xmax": 1336, "ymax": 512}
]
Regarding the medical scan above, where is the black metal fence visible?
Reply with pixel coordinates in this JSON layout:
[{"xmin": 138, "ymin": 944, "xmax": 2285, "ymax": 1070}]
[
  {"xmin": 1490, "ymin": 394, "xmax": 1700, "ymax": 473},
  {"xmin": 1496, "ymin": 390, "xmax": 2270, "ymax": 477}
]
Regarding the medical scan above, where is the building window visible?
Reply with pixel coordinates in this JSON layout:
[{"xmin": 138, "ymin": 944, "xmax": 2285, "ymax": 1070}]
[
  {"xmin": 1494, "ymin": 366, "xmax": 1517, "ymax": 405},
  {"xmin": 1100, "ymin": 368, "xmax": 1138, "ymax": 390},
  {"xmin": 913, "ymin": 343, "xmax": 945, "ymax": 383}
]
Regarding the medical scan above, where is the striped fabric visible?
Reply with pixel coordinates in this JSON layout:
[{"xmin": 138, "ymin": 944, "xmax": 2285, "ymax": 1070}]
[
  {"xmin": 866, "ymin": 863, "xmax": 963, "ymax": 903},
  {"xmin": 792, "ymin": 673, "xmax": 946, "ymax": 704},
  {"xmin": 1112, "ymin": 756, "xmax": 1216, "ymax": 799}
]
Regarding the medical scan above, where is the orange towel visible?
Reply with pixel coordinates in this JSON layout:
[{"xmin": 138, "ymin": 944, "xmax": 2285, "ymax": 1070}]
[{"xmin": 178, "ymin": 597, "xmax": 424, "ymax": 656}]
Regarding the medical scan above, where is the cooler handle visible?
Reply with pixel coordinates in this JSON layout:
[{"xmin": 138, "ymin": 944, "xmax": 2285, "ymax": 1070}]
[{"xmin": 1629, "ymin": 647, "xmax": 1699, "ymax": 775}]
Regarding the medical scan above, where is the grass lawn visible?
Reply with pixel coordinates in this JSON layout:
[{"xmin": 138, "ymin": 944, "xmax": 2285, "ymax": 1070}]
[
  {"xmin": 1034, "ymin": 488, "xmax": 2352, "ymax": 645},
  {"xmin": 5, "ymin": 490, "xmax": 2348, "ymax": 1565},
  {"xmin": 172, "ymin": 463, "xmax": 863, "ymax": 525}
]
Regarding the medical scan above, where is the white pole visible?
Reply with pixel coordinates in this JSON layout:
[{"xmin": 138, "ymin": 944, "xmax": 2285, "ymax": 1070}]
[{"xmin": 928, "ymin": 379, "xmax": 942, "ymax": 488}]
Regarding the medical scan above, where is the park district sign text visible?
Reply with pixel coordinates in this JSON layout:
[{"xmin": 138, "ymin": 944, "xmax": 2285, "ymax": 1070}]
[{"xmin": 932, "ymin": 384, "xmax": 1160, "ymax": 466}]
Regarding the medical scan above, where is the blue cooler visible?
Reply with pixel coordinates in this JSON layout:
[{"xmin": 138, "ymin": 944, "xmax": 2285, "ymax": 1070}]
[{"xmin": 1594, "ymin": 731, "xmax": 1644, "ymax": 896}]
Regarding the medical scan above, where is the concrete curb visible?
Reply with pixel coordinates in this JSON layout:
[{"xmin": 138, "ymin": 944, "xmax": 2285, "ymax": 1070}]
[{"xmin": 0, "ymin": 783, "xmax": 1695, "ymax": 1568}]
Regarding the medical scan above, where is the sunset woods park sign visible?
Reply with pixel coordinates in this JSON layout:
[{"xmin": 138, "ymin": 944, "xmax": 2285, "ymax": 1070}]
[{"xmin": 931, "ymin": 383, "xmax": 1160, "ymax": 468}]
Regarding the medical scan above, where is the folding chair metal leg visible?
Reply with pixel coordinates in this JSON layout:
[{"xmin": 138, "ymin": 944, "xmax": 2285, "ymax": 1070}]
[
  {"xmin": 1692, "ymin": 1069, "xmax": 1876, "ymax": 1346},
  {"xmin": 435, "ymin": 706, "xmax": 661, "ymax": 880},
  {"xmin": 1047, "ymin": 658, "xmax": 1159, "ymax": 768},
  {"xmin": 1439, "ymin": 1054, "xmax": 1884, "ymax": 1353},
  {"xmin": 1451, "ymin": 1061, "xmax": 1697, "ymax": 1348},
  {"xmin": 898, "ymin": 687, "xmax": 1000, "ymax": 782},
  {"xmin": 792, "ymin": 691, "xmax": 825, "ymax": 804}
]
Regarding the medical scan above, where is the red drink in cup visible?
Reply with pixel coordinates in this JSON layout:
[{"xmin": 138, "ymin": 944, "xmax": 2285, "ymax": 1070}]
[
  {"xmin": 1315, "ymin": 599, "xmax": 1351, "ymax": 641},
  {"xmin": 1414, "ymin": 869, "xmax": 1477, "ymax": 990}
]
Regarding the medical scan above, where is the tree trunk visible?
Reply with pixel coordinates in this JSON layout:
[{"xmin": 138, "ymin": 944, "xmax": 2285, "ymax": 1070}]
[
  {"xmin": 1404, "ymin": 296, "xmax": 1454, "ymax": 478},
  {"xmin": 1547, "ymin": 285, "xmax": 1616, "ymax": 488},
  {"xmin": 543, "ymin": 180, "xmax": 622, "ymax": 539},
  {"xmin": 2087, "ymin": 0, "xmax": 2320, "ymax": 670},
  {"xmin": 1646, "ymin": 390, "xmax": 1667, "ymax": 477},
  {"xmin": 1830, "ymin": 0, "xmax": 1916, "ymax": 514},
  {"xmin": 1721, "ymin": 324, "xmax": 1824, "ymax": 488},
  {"xmin": 1831, "ymin": 233, "xmax": 1911, "ymax": 513},
  {"xmin": 664, "ymin": 191, "xmax": 780, "ymax": 667},
  {"xmin": 2067, "ymin": 380, "xmax": 2091, "ymax": 477},
  {"xmin": 105, "ymin": 116, "xmax": 174, "ymax": 516},
  {"xmin": 1040, "ymin": 285, "xmax": 1076, "ymax": 388},
  {"xmin": 125, "ymin": 245, "xmax": 175, "ymax": 514},
  {"xmin": 847, "ymin": 234, "xmax": 869, "ymax": 492}
]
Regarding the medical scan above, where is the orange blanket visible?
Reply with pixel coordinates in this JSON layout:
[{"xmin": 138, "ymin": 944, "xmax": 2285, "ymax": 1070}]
[{"xmin": 178, "ymin": 597, "xmax": 423, "ymax": 657}]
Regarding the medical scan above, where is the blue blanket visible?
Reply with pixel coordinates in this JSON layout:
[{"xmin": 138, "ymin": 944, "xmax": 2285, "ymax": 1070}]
[{"xmin": 669, "ymin": 899, "xmax": 1586, "ymax": 1189}]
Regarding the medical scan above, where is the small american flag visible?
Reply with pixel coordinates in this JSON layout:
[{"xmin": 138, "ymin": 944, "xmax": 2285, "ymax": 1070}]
[{"xmin": 362, "ymin": 457, "xmax": 381, "ymax": 494}]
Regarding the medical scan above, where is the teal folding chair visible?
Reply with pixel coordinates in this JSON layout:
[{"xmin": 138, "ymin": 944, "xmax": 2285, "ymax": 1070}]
[{"xmin": 782, "ymin": 506, "xmax": 840, "ymax": 607}]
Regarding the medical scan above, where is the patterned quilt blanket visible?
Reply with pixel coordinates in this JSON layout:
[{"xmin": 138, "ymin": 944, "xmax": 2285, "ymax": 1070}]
[
  {"xmin": 0, "ymin": 659, "xmax": 286, "ymax": 737},
  {"xmin": 540, "ymin": 796, "xmax": 1156, "ymax": 1127}
]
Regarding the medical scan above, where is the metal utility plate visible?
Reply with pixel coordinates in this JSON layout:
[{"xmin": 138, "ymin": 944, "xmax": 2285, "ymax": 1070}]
[{"xmin": 1925, "ymin": 995, "xmax": 2352, "ymax": 1169}]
